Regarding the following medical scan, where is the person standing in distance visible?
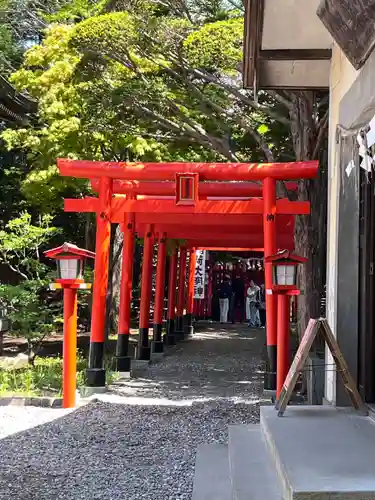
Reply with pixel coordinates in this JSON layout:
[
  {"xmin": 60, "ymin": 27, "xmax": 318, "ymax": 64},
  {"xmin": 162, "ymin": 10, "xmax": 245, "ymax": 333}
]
[
  {"xmin": 217, "ymin": 277, "xmax": 232, "ymax": 323},
  {"xmin": 246, "ymin": 280, "xmax": 260, "ymax": 328}
]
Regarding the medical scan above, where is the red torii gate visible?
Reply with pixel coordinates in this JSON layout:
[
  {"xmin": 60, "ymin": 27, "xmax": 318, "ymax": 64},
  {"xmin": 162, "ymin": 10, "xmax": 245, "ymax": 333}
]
[{"xmin": 58, "ymin": 158, "xmax": 318, "ymax": 390}]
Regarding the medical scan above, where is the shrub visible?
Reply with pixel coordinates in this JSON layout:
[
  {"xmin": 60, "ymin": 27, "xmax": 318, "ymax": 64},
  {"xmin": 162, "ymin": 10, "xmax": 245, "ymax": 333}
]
[{"xmin": 0, "ymin": 353, "xmax": 119, "ymax": 396}]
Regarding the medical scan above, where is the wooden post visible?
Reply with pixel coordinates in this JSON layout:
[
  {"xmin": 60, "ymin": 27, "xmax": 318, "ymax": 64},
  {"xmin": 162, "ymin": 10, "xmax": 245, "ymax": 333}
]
[
  {"xmin": 115, "ymin": 211, "xmax": 135, "ymax": 372},
  {"xmin": 137, "ymin": 224, "xmax": 154, "ymax": 360},
  {"xmin": 152, "ymin": 233, "xmax": 167, "ymax": 353},
  {"xmin": 184, "ymin": 248, "xmax": 196, "ymax": 337},
  {"xmin": 263, "ymin": 177, "xmax": 277, "ymax": 392},
  {"xmin": 87, "ymin": 176, "xmax": 112, "ymax": 387},
  {"xmin": 175, "ymin": 247, "xmax": 187, "ymax": 338},
  {"xmin": 63, "ymin": 287, "xmax": 78, "ymax": 408},
  {"xmin": 276, "ymin": 318, "xmax": 367, "ymax": 416},
  {"xmin": 165, "ymin": 248, "xmax": 178, "ymax": 345}
]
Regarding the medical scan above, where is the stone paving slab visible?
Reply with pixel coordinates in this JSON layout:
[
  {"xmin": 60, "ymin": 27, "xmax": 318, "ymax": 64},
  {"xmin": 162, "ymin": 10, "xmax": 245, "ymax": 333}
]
[{"xmin": 261, "ymin": 405, "xmax": 375, "ymax": 500}]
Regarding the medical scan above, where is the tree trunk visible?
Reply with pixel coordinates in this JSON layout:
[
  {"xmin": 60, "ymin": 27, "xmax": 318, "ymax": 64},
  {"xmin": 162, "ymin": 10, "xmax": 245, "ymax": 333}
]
[
  {"xmin": 108, "ymin": 229, "xmax": 143, "ymax": 336},
  {"xmin": 294, "ymin": 169, "xmax": 327, "ymax": 338},
  {"xmin": 288, "ymin": 92, "xmax": 328, "ymax": 341}
]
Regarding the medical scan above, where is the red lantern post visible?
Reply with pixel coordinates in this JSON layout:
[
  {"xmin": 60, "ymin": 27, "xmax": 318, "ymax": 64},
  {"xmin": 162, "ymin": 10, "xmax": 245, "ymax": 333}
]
[
  {"xmin": 265, "ymin": 250, "xmax": 307, "ymax": 399},
  {"xmin": 44, "ymin": 243, "xmax": 95, "ymax": 408}
]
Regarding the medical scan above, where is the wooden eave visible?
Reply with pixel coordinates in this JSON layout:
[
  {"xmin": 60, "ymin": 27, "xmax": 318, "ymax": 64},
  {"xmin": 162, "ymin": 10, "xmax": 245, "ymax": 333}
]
[
  {"xmin": 243, "ymin": 0, "xmax": 332, "ymax": 90},
  {"xmin": 0, "ymin": 75, "xmax": 36, "ymax": 124},
  {"xmin": 243, "ymin": 0, "xmax": 264, "ymax": 89}
]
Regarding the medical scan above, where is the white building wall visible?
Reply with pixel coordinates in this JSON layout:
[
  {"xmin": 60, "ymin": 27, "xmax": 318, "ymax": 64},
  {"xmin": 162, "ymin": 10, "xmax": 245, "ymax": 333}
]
[
  {"xmin": 261, "ymin": 0, "xmax": 331, "ymax": 50},
  {"xmin": 325, "ymin": 43, "xmax": 359, "ymax": 404}
]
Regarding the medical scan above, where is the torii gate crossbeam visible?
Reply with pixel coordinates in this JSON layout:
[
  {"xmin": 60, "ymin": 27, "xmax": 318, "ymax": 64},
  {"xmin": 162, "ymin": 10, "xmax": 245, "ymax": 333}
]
[
  {"xmin": 90, "ymin": 179, "xmax": 298, "ymax": 197},
  {"xmin": 58, "ymin": 159, "xmax": 317, "ymax": 181}
]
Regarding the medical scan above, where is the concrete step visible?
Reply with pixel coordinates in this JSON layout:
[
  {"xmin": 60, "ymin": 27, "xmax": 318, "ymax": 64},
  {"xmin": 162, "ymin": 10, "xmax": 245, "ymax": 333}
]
[
  {"xmin": 228, "ymin": 424, "xmax": 282, "ymax": 500},
  {"xmin": 192, "ymin": 443, "xmax": 232, "ymax": 500},
  {"xmin": 261, "ymin": 405, "xmax": 375, "ymax": 500}
]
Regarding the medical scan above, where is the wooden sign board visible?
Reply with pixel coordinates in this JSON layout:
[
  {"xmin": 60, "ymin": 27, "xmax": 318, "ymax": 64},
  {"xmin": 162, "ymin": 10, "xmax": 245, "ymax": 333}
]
[
  {"xmin": 317, "ymin": 0, "xmax": 375, "ymax": 70},
  {"xmin": 276, "ymin": 318, "xmax": 367, "ymax": 417},
  {"xmin": 176, "ymin": 173, "xmax": 199, "ymax": 206}
]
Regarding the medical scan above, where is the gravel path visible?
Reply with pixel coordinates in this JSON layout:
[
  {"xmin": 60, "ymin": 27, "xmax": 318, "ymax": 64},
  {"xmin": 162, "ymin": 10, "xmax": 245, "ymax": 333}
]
[{"xmin": 0, "ymin": 324, "xmax": 265, "ymax": 500}]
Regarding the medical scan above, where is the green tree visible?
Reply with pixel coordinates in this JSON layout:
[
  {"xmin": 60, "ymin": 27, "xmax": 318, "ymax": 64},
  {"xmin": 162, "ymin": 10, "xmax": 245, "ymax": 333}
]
[
  {"xmin": 3, "ymin": 8, "xmax": 290, "ymax": 169},
  {"xmin": 0, "ymin": 280, "xmax": 59, "ymax": 364},
  {"xmin": 0, "ymin": 212, "xmax": 59, "ymax": 279},
  {"xmin": 2, "ymin": 0, "xmax": 328, "ymax": 335},
  {"xmin": 0, "ymin": 212, "xmax": 61, "ymax": 362}
]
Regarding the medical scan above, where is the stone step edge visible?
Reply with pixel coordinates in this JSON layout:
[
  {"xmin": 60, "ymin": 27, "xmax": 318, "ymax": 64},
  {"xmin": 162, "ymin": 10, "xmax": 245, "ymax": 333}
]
[
  {"xmin": 0, "ymin": 395, "xmax": 100, "ymax": 408},
  {"xmin": 0, "ymin": 396, "xmax": 63, "ymax": 407},
  {"xmin": 260, "ymin": 410, "xmax": 293, "ymax": 500}
]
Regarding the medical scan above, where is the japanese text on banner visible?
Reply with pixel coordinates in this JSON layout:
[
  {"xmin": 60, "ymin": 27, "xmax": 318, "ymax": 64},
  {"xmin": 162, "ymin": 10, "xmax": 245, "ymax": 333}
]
[{"xmin": 194, "ymin": 250, "xmax": 206, "ymax": 299}]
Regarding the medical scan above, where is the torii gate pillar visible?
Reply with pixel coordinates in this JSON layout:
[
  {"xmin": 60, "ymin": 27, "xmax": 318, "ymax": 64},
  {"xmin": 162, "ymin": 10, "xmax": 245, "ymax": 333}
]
[
  {"xmin": 115, "ymin": 212, "xmax": 135, "ymax": 372},
  {"xmin": 263, "ymin": 178, "xmax": 277, "ymax": 391},
  {"xmin": 137, "ymin": 224, "xmax": 154, "ymax": 360},
  {"xmin": 165, "ymin": 248, "xmax": 178, "ymax": 345},
  {"xmin": 87, "ymin": 177, "xmax": 112, "ymax": 387},
  {"xmin": 175, "ymin": 248, "xmax": 187, "ymax": 339},
  {"xmin": 184, "ymin": 249, "xmax": 196, "ymax": 337},
  {"xmin": 151, "ymin": 233, "xmax": 167, "ymax": 354}
]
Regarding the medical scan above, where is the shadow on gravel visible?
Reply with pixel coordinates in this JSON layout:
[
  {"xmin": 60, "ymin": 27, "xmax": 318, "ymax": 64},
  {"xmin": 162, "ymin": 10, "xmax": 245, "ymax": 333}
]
[{"xmin": 110, "ymin": 325, "xmax": 266, "ymax": 404}]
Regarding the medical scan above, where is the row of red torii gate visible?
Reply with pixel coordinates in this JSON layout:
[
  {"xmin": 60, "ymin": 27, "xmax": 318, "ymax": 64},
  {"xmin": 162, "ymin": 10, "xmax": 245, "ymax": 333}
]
[
  {"xmin": 194, "ymin": 258, "xmax": 266, "ymax": 321},
  {"xmin": 57, "ymin": 158, "xmax": 319, "ymax": 393}
]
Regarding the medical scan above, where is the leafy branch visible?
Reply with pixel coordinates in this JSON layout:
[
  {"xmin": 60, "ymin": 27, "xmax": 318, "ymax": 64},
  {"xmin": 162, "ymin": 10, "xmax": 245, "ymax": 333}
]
[{"xmin": 0, "ymin": 212, "xmax": 60, "ymax": 280}]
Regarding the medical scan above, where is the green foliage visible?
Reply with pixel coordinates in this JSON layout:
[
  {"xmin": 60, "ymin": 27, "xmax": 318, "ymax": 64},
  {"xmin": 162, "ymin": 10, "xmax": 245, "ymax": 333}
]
[
  {"xmin": 0, "ymin": 24, "xmax": 22, "ymax": 74},
  {"xmin": 0, "ymin": 280, "xmax": 60, "ymax": 361},
  {"xmin": 45, "ymin": 0, "xmax": 107, "ymax": 23},
  {"xmin": 0, "ymin": 353, "xmax": 120, "ymax": 396},
  {"xmin": 193, "ymin": 0, "xmax": 242, "ymax": 22},
  {"xmin": 0, "ymin": 150, "xmax": 29, "ymax": 224},
  {"xmin": 1, "ymin": 25, "xmax": 93, "ymax": 210},
  {"xmin": 0, "ymin": 212, "xmax": 60, "ymax": 279},
  {"xmin": 2, "ymin": 3, "xmax": 291, "ymax": 176},
  {"xmin": 1, "ymin": 0, "xmax": 291, "ymax": 252},
  {"xmin": 1, "ymin": 0, "xmax": 89, "ymax": 43},
  {"xmin": 184, "ymin": 18, "xmax": 243, "ymax": 71},
  {"xmin": 0, "ymin": 212, "xmax": 64, "ymax": 362},
  {"xmin": 70, "ymin": 11, "xmax": 137, "ymax": 56}
]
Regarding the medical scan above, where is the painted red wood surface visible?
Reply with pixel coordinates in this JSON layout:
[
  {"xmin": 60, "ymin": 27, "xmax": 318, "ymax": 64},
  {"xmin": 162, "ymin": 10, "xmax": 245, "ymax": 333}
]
[
  {"xmin": 58, "ymin": 159, "xmax": 318, "ymax": 181},
  {"xmin": 90, "ymin": 179, "xmax": 298, "ymax": 197}
]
